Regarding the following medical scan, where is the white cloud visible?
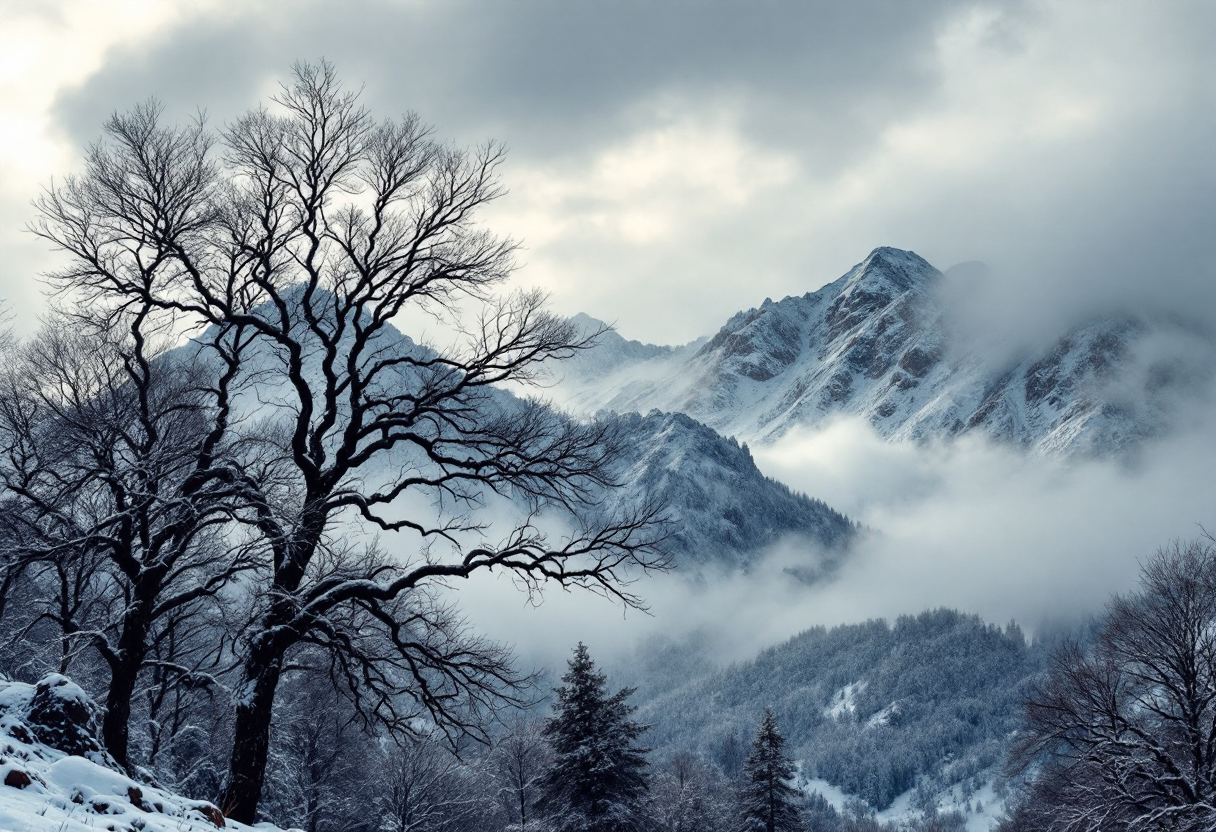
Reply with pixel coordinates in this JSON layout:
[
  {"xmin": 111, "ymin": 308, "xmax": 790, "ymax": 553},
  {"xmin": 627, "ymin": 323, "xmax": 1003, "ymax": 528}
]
[
  {"xmin": 489, "ymin": 112, "xmax": 798, "ymax": 342},
  {"xmin": 751, "ymin": 417, "xmax": 1216, "ymax": 638},
  {"xmin": 0, "ymin": 0, "xmax": 228, "ymax": 327}
]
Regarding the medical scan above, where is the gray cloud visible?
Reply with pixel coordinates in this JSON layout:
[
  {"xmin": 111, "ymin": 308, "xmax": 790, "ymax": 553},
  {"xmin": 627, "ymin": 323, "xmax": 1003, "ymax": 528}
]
[
  {"xmin": 53, "ymin": 0, "xmax": 973, "ymax": 154},
  {"xmin": 39, "ymin": 2, "xmax": 1216, "ymax": 348},
  {"xmin": 40, "ymin": 1, "xmax": 998, "ymax": 342},
  {"xmin": 457, "ymin": 413, "xmax": 1216, "ymax": 671}
]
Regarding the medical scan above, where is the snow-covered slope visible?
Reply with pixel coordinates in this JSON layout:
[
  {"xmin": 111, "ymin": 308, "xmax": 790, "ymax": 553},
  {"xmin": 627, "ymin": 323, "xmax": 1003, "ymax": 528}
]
[
  {"xmin": 564, "ymin": 312, "xmax": 688, "ymax": 377},
  {"xmin": 0, "ymin": 675, "xmax": 266, "ymax": 832},
  {"xmin": 553, "ymin": 247, "xmax": 1216, "ymax": 456}
]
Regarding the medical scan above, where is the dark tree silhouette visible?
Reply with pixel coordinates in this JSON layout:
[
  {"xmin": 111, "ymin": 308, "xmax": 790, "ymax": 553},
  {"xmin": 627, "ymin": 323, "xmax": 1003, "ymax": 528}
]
[
  {"xmin": 537, "ymin": 643, "xmax": 650, "ymax": 832},
  {"xmin": 1009, "ymin": 539, "xmax": 1216, "ymax": 831},
  {"xmin": 738, "ymin": 709, "xmax": 802, "ymax": 832},
  {"xmin": 0, "ymin": 311, "xmax": 255, "ymax": 771},
  {"xmin": 30, "ymin": 60, "xmax": 667, "ymax": 823}
]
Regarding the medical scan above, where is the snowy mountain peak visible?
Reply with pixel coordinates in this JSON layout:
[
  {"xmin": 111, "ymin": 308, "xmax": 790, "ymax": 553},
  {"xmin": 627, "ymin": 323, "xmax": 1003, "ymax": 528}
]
[
  {"xmin": 843, "ymin": 247, "xmax": 940, "ymax": 295},
  {"xmin": 824, "ymin": 248, "xmax": 941, "ymax": 341},
  {"xmin": 547, "ymin": 246, "xmax": 1216, "ymax": 456},
  {"xmin": 568, "ymin": 311, "xmax": 609, "ymax": 335}
]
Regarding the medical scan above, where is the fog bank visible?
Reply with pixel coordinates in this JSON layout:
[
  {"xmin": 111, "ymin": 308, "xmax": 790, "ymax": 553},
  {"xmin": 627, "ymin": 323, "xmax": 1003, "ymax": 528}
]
[{"xmin": 453, "ymin": 416, "xmax": 1216, "ymax": 671}]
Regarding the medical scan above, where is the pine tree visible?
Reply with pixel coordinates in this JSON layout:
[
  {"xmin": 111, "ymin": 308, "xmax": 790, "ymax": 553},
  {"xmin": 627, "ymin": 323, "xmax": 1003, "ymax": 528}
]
[
  {"xmin": 537, "ymin": 643, "xmax": 649, "ymax": 832},
  {"xmin": 738, "ymin": 709, "xmax": 803, "ymax": 832}
]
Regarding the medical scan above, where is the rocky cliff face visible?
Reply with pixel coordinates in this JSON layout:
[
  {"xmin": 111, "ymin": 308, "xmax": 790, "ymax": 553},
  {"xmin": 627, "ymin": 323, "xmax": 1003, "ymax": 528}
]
[{"xmin": 553, "ymin": 247, "xmax": 1216, "ymax": 456}]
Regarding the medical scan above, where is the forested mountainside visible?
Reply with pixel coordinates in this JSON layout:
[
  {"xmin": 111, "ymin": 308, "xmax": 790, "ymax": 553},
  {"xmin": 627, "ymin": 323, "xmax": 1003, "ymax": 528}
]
[
  {"xmin": 555, "ymin": 247, "xmax": 1216, "ymax": 456},
  {"xmin": 620, "ymin": 609, "xmax": 1050, "ymax": 818}
]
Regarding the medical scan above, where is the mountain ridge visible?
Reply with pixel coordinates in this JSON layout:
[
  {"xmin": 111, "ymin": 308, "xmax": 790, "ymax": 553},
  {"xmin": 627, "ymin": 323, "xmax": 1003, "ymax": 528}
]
[
  {"xmin": 551, "ymin": 247, "xmax": 1216, "ymax": 457},
  {"xmin": 186, "ymin": 291, "xmax": 857, "ymax": 573}
]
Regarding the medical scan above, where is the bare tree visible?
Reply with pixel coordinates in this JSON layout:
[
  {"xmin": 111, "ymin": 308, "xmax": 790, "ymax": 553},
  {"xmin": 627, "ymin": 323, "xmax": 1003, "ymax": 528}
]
[
  {"xmin": 31, "ymin": 60, "xmax": 666, "ymax": 823},
  {"xmin": 490, "ymin": 719, "xmax": 550, "ymax": 831},
  {"xmin": 258, "ymin": 670, "xmax": 377, "ymax": 832},
  {"xmin": 647, "ymin": 751, "xmax": 732, "ymax": 832},
  {"xmin": 0, "ymin": 310, "xmax": 257, "ymax": 771},
  {"xmin": 1009, "ymin": 539, "xmax": 1216, "ymax": 831},
  {"xmin": 375, "ymin": 732, "xmax": 486, "ymax": 832}
]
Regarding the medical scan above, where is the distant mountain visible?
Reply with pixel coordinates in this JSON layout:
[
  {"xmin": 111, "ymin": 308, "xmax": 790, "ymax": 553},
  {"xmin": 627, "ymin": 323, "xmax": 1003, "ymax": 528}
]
[
  {"xmin": 554, "ymin": 247, "xmax": 1216, "ymax": 456},
  {"xmin": 197, "ymin": 293, "xmax": 856, "ymax": 573},
  {"xmin": 565, "ymin": 312, "xmax": 685, "ymax": 376}
]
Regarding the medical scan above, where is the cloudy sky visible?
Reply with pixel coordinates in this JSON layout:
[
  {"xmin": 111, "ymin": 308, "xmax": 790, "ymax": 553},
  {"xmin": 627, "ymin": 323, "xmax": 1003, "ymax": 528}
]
[
  {"xmin": 2, "ymin": 0, "xmax": 1214, "ymax": 346},
  {"xmin": 2, "ymin": 1, "xmax": 1215, "ymax": 657}
]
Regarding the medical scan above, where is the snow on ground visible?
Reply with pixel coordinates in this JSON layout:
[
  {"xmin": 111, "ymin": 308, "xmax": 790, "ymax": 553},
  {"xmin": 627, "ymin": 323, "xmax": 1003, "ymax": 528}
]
[
  {"xmin": 823, "ymin": 681, "xmax": 867, "ymax": 720},
  {"xmin": 960, "ymin": 782, "xmax": 1004, "ymax": 832},
  {"xmin": 801, "ymin": 776, "xmax": 851, "ymax": 811},
  {"xmin": 864, "ymin": 700, "xmax": 902, "ymax": 730},
  {"xmin": 874, "ymin": 787, "xmax": 917, "ymax": 824},
  {"xmin": 800, "ymin": 773, "xmax": 1005, "ymax": 830},
  {"xmin": 0, "ymin": 676, "xmax": 286, "ymax": 832}
]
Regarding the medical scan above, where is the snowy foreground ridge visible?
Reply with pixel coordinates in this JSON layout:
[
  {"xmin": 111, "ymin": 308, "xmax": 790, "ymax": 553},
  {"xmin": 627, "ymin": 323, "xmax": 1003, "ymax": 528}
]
[{"xmin": 0, "ymin": 675, "xmax": 276, "ymax": 832}]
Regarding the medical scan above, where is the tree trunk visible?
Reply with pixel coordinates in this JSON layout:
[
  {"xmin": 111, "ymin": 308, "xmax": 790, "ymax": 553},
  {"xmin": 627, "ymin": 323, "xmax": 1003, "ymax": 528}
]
[
  {"xmin": 222, "ymin": 522, "xmax": 325, "ymax": 822},
  {"xmin": 222, "ymin": 648, "xmax": 284, "ymax": 824},
  {"xmin": 101, "ymin": 591, "xmax": 155, "ymax": 772},
  {"xmin": 102, "ymin": 649, "xmax": 140, "ymax": 771}
]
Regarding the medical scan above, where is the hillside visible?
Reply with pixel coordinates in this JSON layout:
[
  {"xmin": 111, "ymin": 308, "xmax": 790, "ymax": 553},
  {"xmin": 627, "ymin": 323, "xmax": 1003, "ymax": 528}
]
[
  {"xmin": 621, "ymin": 609, "xmax": 1050, "ymax": 824},
  {"xmin": 0, "ymin": 675, "xmax": 260, "ymax": 832},
  {"xmin": 604, "ymin": 410, "xmax": 856, "ymax": 570}
]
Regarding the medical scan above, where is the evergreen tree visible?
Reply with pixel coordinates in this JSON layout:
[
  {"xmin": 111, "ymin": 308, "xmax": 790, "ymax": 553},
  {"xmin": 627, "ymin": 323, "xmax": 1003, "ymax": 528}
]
[
  {"xmin": 738, "ymin": 709, "xmax": 803, "ymax": 832},
  {"xmin": 537, "ymin": 643, "xmax": 649, "ymax": 832}
]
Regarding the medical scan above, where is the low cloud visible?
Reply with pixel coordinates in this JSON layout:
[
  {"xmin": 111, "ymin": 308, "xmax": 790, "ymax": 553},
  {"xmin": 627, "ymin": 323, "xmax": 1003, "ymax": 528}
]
[
  {"xmin": 451, "ymin": 414, "xmax": 1216, "ymax": 672},
  {"xmin": 752, "ymin": 418, "xmax": 1216, "ymax": 638}
]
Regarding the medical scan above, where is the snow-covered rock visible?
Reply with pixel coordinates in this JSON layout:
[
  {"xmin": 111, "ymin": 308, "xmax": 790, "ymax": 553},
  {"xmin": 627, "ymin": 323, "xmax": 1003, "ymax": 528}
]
[
  {"xmin": 0, "ymin": 675, "xmax": 273, "ymax": 832},
  {"xmin": 823, "ymin": 681, "xmax": 867, "ymax": 720}
]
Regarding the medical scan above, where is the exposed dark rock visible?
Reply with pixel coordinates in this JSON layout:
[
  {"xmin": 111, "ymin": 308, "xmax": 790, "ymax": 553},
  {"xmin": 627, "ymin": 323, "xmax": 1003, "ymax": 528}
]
[
  {"xmin": 192, "ymin": 802, "xmax": 226, "ymax": 828},
  {"xmin": 898, "ymin": 346, "xmax": 939, "ymax": 377},
  {"xmin": 26, "ymin": 675, "xmax": 106, "ymax": 758},
  {"xmin": 3, "ymin": 768, "xmax": 31, "ymax": 789}
]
